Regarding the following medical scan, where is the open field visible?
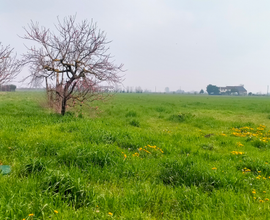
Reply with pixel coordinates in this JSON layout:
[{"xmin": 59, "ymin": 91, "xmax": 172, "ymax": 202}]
[{"xmin": 1, "ymin": 92, "xmax": 270, "ymax": 219}]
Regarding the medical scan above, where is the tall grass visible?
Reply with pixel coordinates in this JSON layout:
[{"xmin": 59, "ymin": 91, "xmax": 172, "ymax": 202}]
[{"xmin": 1, "ymin": 92, "xmax": 270, "ymax": 219}]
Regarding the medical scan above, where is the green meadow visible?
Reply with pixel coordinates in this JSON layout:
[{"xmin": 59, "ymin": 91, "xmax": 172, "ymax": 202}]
[{"xmin": 1, "ymin": 92, "xmax": 270, "ymax": 219}]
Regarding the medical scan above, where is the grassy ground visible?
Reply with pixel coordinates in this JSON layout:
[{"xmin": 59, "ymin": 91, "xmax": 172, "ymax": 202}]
[{"xmin": 1, "ymin": 92, "xmax": 270, "ymax": 219}]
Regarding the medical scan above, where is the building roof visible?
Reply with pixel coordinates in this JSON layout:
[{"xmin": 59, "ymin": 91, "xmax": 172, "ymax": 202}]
[
  {"xmin": 225, "ymin": 86, "xmax": 247, "ymax": 92},
  {"xmin": 219, "ymin": 86, "xmax": 247, "ymax": 92}
]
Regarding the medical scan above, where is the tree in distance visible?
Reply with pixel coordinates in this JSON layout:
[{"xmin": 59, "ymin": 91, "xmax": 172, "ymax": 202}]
[
  {"xmin": 199, "ymin": 89, "xmax": 204, "ymax": 94},
  {"xmin": 206, "ymin": 84, "xmax": 220, "ymax": 95},
  {"xmin": 22, "ymin": 15, "xmax": 124, "ymax": 115},
  {"xmin": 0, "ymin": 43, "xmax": 21, "ymax": 86},
  {"xmin": 0, "ymin": 84, "xmax": 16, "ymax": 92},
  {"xmin": 230, "ymin": 87, "xmax": 239, "ymax": 95}
]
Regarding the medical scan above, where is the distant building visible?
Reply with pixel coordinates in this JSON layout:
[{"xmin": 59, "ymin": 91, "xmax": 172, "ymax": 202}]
[
  {"xmin": 175, "ymin": 89, "xmax": 185, "ymax": 94},
  {"xmin": 98, "ymin": 86, "xmax": 114, "ymax": 92},
  {"xmin": 219, "ymin": 85, "xmax": 247, "ymax": 95},
  {"xmin": 0, "ymin": 84, "xmax": 16, "ymax": 92}
]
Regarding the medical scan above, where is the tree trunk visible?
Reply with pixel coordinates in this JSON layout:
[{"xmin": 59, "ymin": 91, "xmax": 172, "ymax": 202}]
[
  {"xmin": 61, "ymin": 97, "xmax": 67, "ymax": 115},
  {"xmin": 45, "ymin": 77, "xmax": 48, "ymax": 93},
  {"xmin": 61, "ymin": 80, "xmax": 71, "ymax": 115},
  {"xmin": 60, "ymin": 78, "xmax": 75, "ymax": 116}
]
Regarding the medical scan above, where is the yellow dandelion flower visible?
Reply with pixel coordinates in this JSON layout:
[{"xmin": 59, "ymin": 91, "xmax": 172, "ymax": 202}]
[
  {"xmin": 263, "ymin": 191, "xmax": 266, "ymax": 193},
  {"xmin": 212, "ymin": 167, "xmax": 217, "ymax": 170},
  {"xmin": 108, "ymin": 212, "xmax": 113, "ymax": 215},
  {"xmin": 54, "ymin": 210, "xmax": 58, "ymax": 214},
  {"xmin": 143, "ymin": 149, "xmax": 151, "ymax": 154},
  {"xmin": 252, "ymin": 191, "xmax": 256, "ymax": 194},
  {"xmin": 29, "ymin": 214, "xmax": 34, "ymax": 217},
  {"xmin": 254, "ymin": 197, "xmax": 256, "ymax": 199},
  {"xmin": 266, "ymin": 198, "xmax": 269, "ymax": 201}
]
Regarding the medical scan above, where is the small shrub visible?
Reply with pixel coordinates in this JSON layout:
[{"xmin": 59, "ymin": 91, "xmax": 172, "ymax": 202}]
[
  {"xmin": 191, "ymin": 116, "xmax": 220, "ymax": 129},
  {"xmin": 199, "ymin": 152, "xmax": 221, "ymax": 161},
  {"xmin": 236, "ymin": 157, "xmax": 270, "ymax": 176},
  {"xmin": 129, "ymin": 119, "xmax": 140, "ymax": 127},
  {"xmin": 180, "ymin": 147, "xmax": 192, "ymax": 154},
  {"xmin": 155, "ymin": 107, "xmax": 166, "ymax": 112},
  {"xmin": 252, "ymin": 139, "xmax": 268, "ymax": 148},
  {"xmin": 116, "ymin": 140, "xmax": 140, "ymax": 150},
  {"xmin": 65, "ymin": 111, "xmax": 75, "ymax": 117},
  {"xmin": 36, "ymin": 140, "xmax": 61, "ymax": 156},
  {"xmin": 201, "ymin": 144, "xmax": 215, "ymax": 151},
  {"xmin": 168, "ymin": 112, "xmax": 194, "ymax": 123},
  {"xmin": 58, "ymin": 147, "xmax": 122, "ymax": 168},
  {"xmin": 101, "ymin": 131, "xmax": 116, "ymax": 144},
  {"xmin": 125, "ymin": 110, "xmax": 137, "ymax": 117},
  {"xmin": 20, "ymin": 158, "xmax": 46, "ymax": 176},
  {"xmin": 42, "ymin": 171, "xmax": 91, "ymax": 209},
  {"xmin": 230, "ymin": 121, "xmax": 255, "ymax": 129},
  {"xmin": 159, "ymin": 159, "xmax": 224, "ymax": 191}
]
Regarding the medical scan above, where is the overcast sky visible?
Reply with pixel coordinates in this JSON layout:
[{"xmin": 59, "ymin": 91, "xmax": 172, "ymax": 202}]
[{"xmin": 1, "ymin": 0, "xmax": 270, "ymax": 93}]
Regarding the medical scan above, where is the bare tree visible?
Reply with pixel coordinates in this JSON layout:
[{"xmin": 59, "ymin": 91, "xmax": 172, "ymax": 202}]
[
  {"xmin": 0, "ymin": 43, "xmax": 21, "ymax": 85},
  {"xmin": 22, "ymin": 15, "xmax": 123, "ymax": 115}
]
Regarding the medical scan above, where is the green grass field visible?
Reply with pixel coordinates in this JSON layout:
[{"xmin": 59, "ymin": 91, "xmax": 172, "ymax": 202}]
[{"xmin": 1, "ymin": 92, "xmax": 270, "ymax": 219}]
